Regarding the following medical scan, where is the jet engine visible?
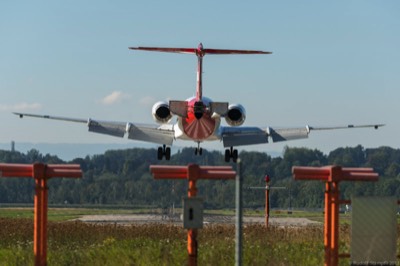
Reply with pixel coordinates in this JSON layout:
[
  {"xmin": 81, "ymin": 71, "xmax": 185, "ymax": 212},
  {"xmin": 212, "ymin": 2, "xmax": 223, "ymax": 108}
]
[
  {"xmin": 225, "ymin": 104, "xmax": 246, "ymax": 126},
  {"xmin": 152, "ymin": 101, "xmax": 172, "ymax": 124}
]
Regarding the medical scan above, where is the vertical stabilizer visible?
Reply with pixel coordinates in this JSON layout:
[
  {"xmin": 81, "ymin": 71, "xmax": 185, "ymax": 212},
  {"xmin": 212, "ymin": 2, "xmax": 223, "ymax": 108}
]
[{"xmin": 129, "ymin": 43, "xmax": 271, "ymax": 101}]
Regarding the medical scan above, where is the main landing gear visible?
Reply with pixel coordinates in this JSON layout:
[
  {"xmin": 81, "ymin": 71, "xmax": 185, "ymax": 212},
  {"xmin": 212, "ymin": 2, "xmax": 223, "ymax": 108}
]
[
  {"xmin": 157, "ymin": 144, "xmax": 171, "ymax": 160},
  {"xmin": 194, "ymin": 142, "xmax": 203, "ymax": 156},
  {"xmin": 225, "ymin": 147, "xmax": 238, "ymax": 163}
]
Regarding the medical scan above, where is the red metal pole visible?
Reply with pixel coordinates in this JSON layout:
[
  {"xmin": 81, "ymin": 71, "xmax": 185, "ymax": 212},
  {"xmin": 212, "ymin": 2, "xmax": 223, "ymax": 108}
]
[
  {"xmin": 41, "ymin": 177, "xmax": 48, "ymax": 266},
  {"xmin": 34, "ymin": 177, "xmax": 43, "ymax": 266},
  {"xmin": 188, "ymin": 179, "xmax": 198, "ymax": 266},
  {"xmin": 324, "ymin": 182, "xmax": 332, "ymax": 266},
  {"xmin": 331, "ymin": 181, "xmax": 339, "ymax": 266},
  {"xmin": 265, "ymin": 188, "xmax": 268, "ymax": 227},
  {"xmin": 33, "ymin": 163, "xmax": 47, "ymax": 266}
]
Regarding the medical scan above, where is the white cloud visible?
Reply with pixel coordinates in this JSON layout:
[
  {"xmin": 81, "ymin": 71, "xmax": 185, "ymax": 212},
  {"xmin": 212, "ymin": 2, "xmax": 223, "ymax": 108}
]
[
  {"xmin": 139, "ymin": 96, "xmax": 156, "ymax": 106},
  {"xmin": 0, "ymin": 102, "xmax": 42, "ymax": 112},
  {"xmin": 100, "ymin": 91, "xmax": 131, "ymax": 105}
]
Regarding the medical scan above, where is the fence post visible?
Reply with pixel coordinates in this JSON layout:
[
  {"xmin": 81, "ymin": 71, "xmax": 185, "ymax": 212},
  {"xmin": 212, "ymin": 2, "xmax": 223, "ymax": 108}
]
[
  {"xmin": 324, "ymin": 182, "xmax": 332, "ymax": 266},
  {"xmin": 331, "ymin": 181, "xmax": 339, "ymax": 266},
  {"xmin": 235, "ymin": 159, "xmax": 243, "ymax": 266},
  {"xmin": 187, "ymin": 164, "xmax": 199, "ymax": 266},
  {"xmin": 33, "ymin": 163, "xmax": 48, "ymax": 266}
]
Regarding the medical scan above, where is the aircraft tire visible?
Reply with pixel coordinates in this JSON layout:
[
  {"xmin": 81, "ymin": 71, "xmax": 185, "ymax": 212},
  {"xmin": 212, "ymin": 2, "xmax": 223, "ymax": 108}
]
[
  {"xmin": 157, "ymin": 147, "xmax": 163, "ymax": 160},
  {"xmin": 165, "ymin": 147, "xmax": 171, "ymax": 160},
  {"xmin": 232, "ymin": 149, "xmax": 238, "ymax": 163},
  {"xmin": 225, "ymin": 149, "xmax": 231, "ymax": 162}
]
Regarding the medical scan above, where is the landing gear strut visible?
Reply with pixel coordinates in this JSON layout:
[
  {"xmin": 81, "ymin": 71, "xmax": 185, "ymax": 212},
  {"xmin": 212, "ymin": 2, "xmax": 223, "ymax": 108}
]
[
  {"xmin": 225, "ymin": 146, "xmax": 238, "ymax": 163},
  {"xmin": 157, "ymin": 144, "xmax": 171, "ymax": 160},
  {"xmin": 194, "ymin": 142, "xmax": 203, "ymax": 156}
]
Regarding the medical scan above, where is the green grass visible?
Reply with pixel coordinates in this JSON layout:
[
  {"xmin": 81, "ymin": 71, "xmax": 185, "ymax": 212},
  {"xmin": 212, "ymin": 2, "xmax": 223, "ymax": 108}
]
[
  {"xmin": 0, "ymin": 217, "xmax": 327, "ymax": 265},
  {"xmin": 0, "ymin": 207, "xmax": 155, "ymax": 221},
  {"xmin": 0, "ymin": 216, "xmax": 398, "ymax": 265}
]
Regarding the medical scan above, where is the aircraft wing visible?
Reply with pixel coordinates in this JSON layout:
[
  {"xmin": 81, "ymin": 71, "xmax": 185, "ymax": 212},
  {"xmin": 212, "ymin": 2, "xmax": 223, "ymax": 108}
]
[
  {"xmin": 13, "ymin": 113, "xmax": 175, "ymax": 145},
  {"xmin": 220, "ymin": 124, "xmax": 384, "ymax": 148}
]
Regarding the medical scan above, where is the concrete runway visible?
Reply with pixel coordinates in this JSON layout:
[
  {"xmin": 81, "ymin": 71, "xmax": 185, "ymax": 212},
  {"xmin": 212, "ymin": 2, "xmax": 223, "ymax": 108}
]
[{"xmin": 76, "ymin": 214, "xmax": 321, "ymax": 226}]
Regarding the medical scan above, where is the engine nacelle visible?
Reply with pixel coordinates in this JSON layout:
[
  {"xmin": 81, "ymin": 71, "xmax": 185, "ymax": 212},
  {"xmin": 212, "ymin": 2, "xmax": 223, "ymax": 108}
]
[
  {"xmin": 152, "ymin": 101, "xmax": 172, "ymax": 124},
  {"xmin": 225, "ymin": 103, "xmax": 246, "ymax": 126}
]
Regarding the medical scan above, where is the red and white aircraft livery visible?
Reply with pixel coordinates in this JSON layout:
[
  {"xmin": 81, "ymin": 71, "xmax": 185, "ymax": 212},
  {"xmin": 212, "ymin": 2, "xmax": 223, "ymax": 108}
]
[{"xmin": 14, "ymin": 43, "xmax": 384, "ymax": 162}]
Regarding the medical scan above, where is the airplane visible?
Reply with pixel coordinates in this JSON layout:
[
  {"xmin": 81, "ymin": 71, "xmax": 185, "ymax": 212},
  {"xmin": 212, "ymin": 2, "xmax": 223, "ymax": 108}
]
[{"xmin": 14, "ymin": 43, "xmax": 384, "ymax": 162}]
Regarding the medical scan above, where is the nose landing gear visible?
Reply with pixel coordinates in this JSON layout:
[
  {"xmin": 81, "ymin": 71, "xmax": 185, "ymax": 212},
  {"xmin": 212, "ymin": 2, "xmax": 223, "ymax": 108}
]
[
  {"xmin": 225, "ymin": 147, "xmax": 238, "ymax": 163},
  {"xmin": 194, "ymin": 142, "xmax": 203, "ymax": 155}
]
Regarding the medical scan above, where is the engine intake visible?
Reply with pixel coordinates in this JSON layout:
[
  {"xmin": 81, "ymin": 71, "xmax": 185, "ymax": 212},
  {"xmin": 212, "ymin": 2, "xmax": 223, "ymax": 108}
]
[
  {"xmin": 152, "ymin": 101, "xmax": 172, "ymax": 124},
  {"xmin": 225, "ymin": 104, "xmax": 246, "ymax": 126}
]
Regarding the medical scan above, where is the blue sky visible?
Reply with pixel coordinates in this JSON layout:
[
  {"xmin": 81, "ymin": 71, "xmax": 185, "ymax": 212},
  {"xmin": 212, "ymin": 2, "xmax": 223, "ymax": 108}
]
[{"xmin": 1, "ymin": 1, "xmax": 399, "ymax": 155}]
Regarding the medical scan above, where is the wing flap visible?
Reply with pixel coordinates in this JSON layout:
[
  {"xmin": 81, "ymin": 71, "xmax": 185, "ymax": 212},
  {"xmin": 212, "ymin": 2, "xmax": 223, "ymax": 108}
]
[
  {"xmin": 221, "ymin": 127, "xmax": 268, "ymax": 147},
  {"xmin": 267, "ymin": 127, "xmax": 309, "ymax": 142},
  {"xmin": 127, "ymin": 123, "xmax": 174, "ymax": 145},
  {"xmin": 88, "ymin": 120, "xmax": 126, "ymax": 138},
  {"xmin": 221, "ymin": 126, "xmax": 310, "ymax": 147}
]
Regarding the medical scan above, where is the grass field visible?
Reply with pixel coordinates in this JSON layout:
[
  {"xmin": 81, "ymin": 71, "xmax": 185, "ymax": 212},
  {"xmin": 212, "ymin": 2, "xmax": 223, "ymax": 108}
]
[
  {"xmin": 0, "ymin": 206, "xmax": 150, "ymax": 221},
  {"xmin": 0, "ymin": 208, "xmax": 398, "ymax": 265},
  {"xmin": 0, "ymin": 206, "xmax": 325, "ymax": 222},
  {"xmin": 0, "ymin": 217, "xmax": 327, "ymax": 265}
]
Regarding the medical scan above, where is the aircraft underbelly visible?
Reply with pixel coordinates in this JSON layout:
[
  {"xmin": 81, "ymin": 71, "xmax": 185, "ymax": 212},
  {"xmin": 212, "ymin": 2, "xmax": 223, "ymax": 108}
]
[{"xmin": 182, "ymin": 114, "xmax": 216, "ymax": 141}]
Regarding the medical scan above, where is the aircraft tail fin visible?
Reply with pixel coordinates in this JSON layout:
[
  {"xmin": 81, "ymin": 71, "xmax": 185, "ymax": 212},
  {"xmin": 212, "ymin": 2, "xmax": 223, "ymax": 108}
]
[{"xmin": 130, "ymin": 43, "xmax": 271, "ymax": 102}]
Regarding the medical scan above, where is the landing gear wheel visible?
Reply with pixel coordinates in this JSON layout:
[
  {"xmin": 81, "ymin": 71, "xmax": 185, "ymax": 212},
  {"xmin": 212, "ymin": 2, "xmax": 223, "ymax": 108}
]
[
  {"xmin": 194, "ymin": 147, "xmax": 203, "ymax": 156},
  {"xmin": 225, "ymin": 147, "xmax": 239, "ymax": 163},
  {"xmin": 157, "ymin": 145, "xmax": 171, "ymax": 160},
  {"xmin": 157, "ymin": 147, "xmax": 163, "ymax": 160},
  {"xmin": 224, "ymin": 149, "xmax": 231, "ymax": 163},
  {"xmin": 194, "ymin": 143, "xmax": 203, "ymax": 156},
  {"xmin": 165, "ymin": 147, "xmax": 171, "ymax": 160},
  {"xmin": 232, "ymin": 149, "xmax": 238, "ymax": 163}
]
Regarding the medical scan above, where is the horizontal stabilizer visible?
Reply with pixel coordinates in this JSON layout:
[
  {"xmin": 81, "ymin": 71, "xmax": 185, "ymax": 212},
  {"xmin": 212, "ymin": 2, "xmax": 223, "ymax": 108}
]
[
  {"xmin": 129, "ymin": 47, "xmax": 197, "ymax": 54},
  {"xmin": 129, "ymin": 43, "xmax": 272, "ymax": 56},
  {"xmin": 203, "ymin": 48, "xmax": 271, "ymax": 55},
  {"xmin": 169, "ymin": 100, "xmax": 188, "ymax": 117},
  {"xmin": 210, "ymin": 102, "xmax": 229, "ymax": 116}
]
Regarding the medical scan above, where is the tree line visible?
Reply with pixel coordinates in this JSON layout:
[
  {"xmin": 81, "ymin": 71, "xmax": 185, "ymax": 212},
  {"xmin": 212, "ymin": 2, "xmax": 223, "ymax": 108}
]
[{"xmin": 0, "ymin": 145, "xmax": 399, "ymax": 209}]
